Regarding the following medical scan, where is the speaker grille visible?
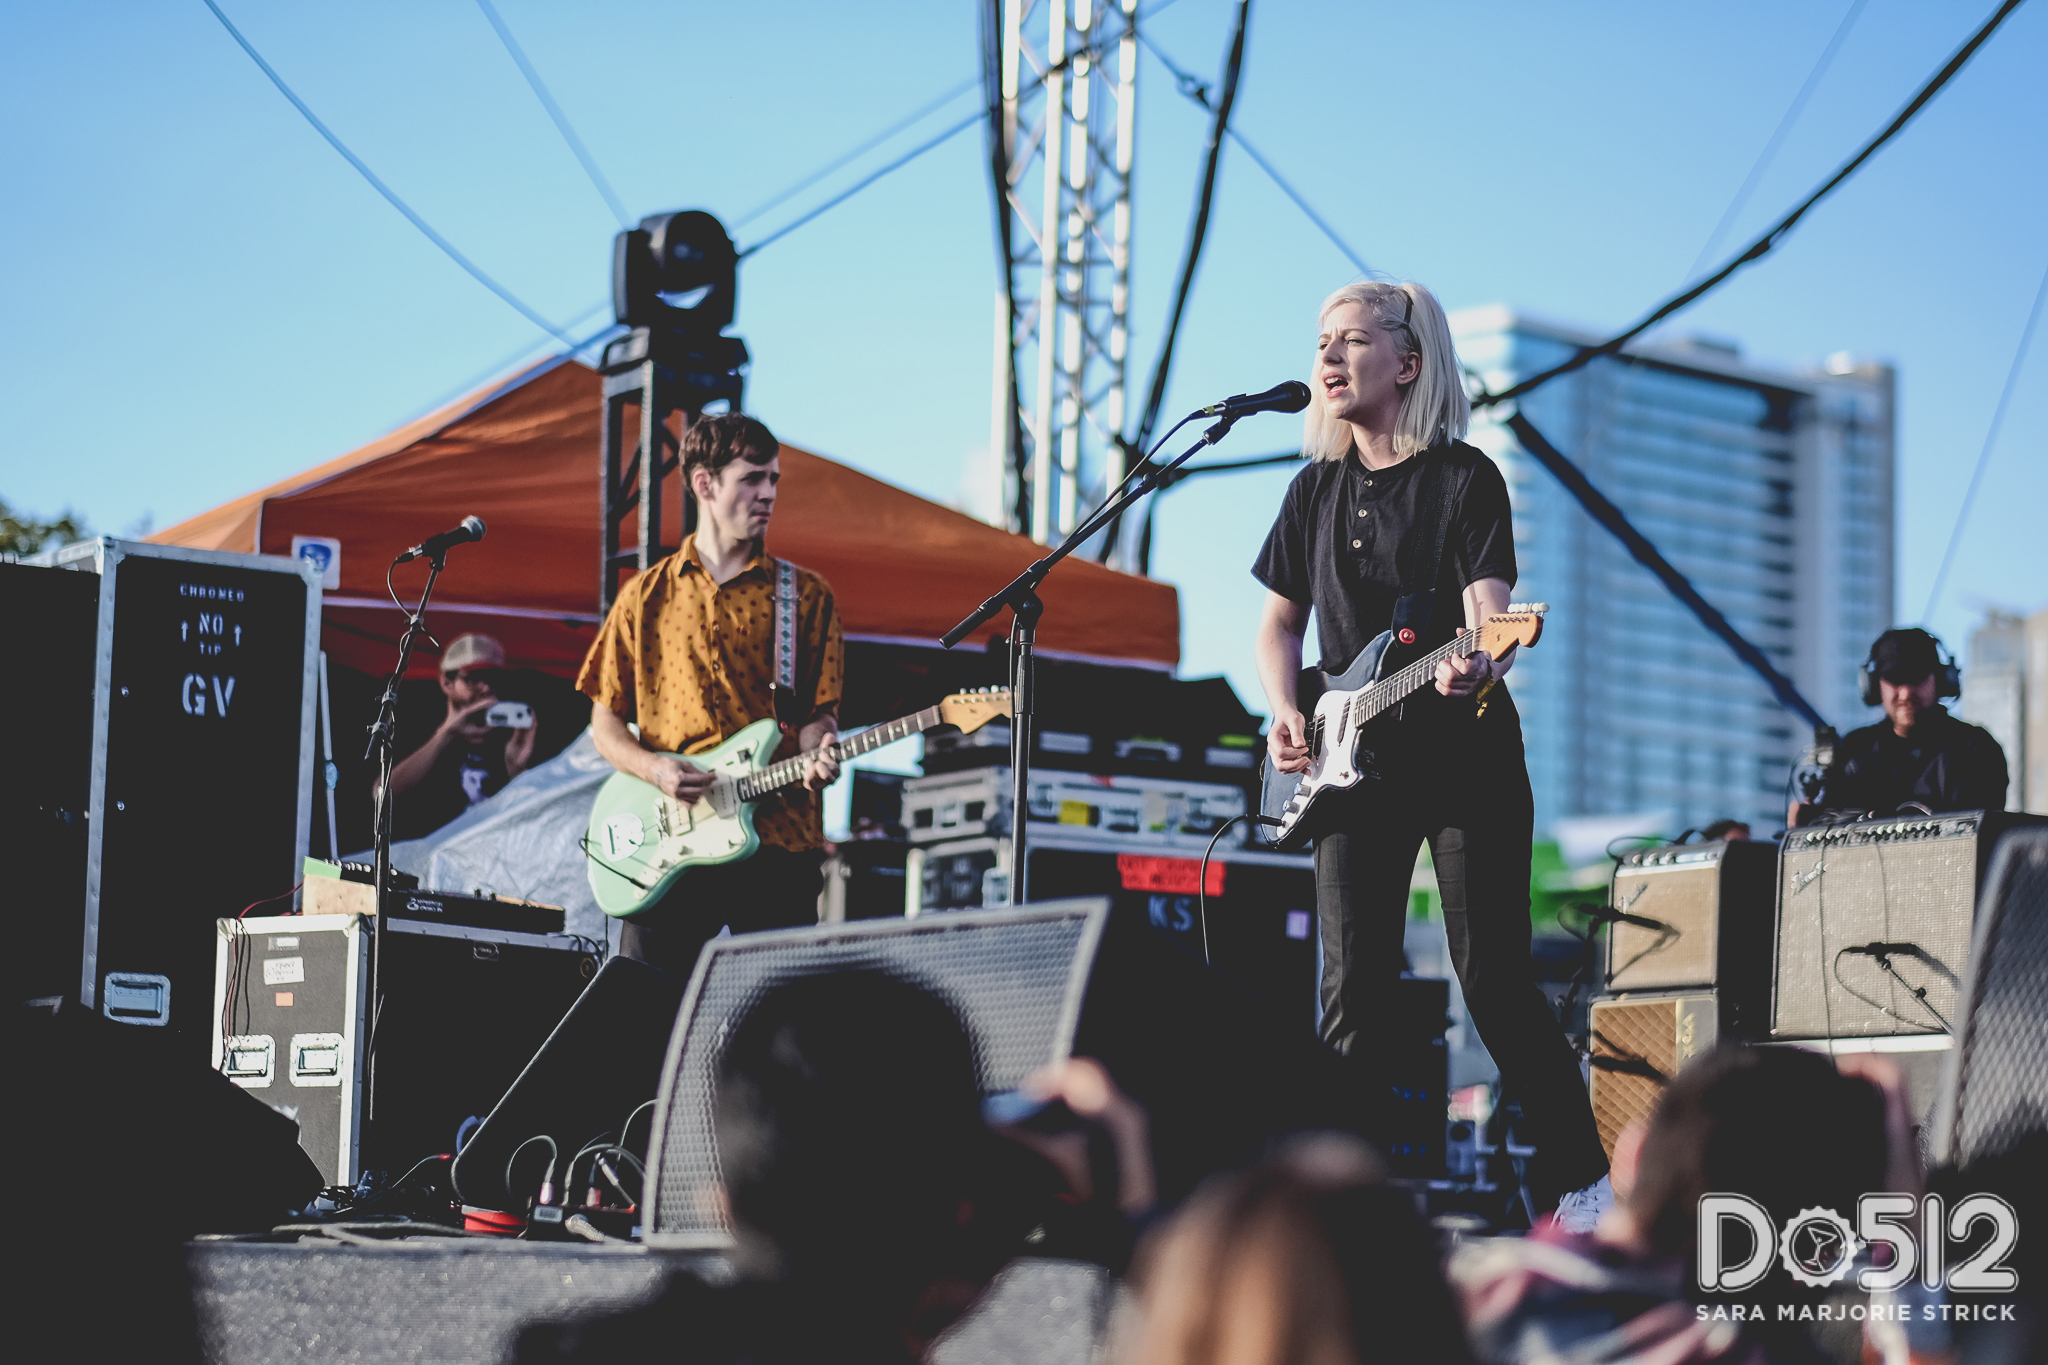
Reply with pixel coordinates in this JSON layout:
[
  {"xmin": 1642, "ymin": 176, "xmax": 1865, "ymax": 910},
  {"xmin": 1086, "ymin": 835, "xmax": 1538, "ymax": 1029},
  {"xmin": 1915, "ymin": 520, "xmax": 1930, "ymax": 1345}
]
[
  {"xmin": 1608, "ymin": 865, "xmax": 1719, "ymax": 990},
  {"xmin": 644, "ymin": 901, "xmax": 1109, "ymax": 1244},
  {"xmin": 1589, "ymin": 995, "xmax": 1716, "ymax": 1160},
  {"xmin": 1936, "ymin": 830, "xmax": 2048, "ymax": 1167},
  {"xmin": 1773, "ymin": 816, "xmax": 1980, "ymax": 1039}
]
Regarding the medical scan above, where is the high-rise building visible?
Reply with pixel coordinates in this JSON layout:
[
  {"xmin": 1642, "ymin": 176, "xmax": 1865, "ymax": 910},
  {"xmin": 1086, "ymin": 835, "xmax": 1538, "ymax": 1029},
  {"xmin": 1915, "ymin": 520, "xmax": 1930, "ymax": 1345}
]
[
  {"xmin": 1961, "ymin": 607, "xmax": 2046, "ymax": 813},
  {"xmin": 1453, "ymin": 307, "xmax": 1894, "ymax": 838}
]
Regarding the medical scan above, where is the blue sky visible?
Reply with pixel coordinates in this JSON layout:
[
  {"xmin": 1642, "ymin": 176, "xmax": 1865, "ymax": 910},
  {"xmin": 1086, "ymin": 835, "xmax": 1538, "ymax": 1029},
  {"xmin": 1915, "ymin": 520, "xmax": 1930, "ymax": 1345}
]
[{"xmin": 4, "ymin": 0, "xmax": 2044, "ymax": 724}]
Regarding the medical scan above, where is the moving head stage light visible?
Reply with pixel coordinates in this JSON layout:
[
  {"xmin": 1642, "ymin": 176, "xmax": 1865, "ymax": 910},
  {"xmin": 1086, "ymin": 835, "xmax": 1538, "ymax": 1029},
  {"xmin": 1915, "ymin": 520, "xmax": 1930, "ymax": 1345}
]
[
  {"xmin": 604, "ymin": 209, "xmax": 748, "ymax": 404},
  {"xmin": 599, "ymin": 210, "xmax": 751, "ymax": 609}
]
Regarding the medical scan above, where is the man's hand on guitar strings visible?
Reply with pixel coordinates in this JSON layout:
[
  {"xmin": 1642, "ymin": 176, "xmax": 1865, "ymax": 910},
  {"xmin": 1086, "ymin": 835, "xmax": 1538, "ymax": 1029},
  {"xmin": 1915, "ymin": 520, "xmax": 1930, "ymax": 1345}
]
[
  {"xmin": 1268, "ymin": 708, "xmax": 1312, "ymax": 774},
  {"xmin": 646, "ymin": 754, "xmax": 715, "ymax": 803}
]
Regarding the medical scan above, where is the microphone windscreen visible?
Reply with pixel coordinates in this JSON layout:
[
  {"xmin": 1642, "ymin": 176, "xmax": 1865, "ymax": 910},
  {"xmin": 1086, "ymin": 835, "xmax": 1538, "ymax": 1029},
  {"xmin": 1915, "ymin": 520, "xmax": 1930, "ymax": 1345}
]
[{"xmin": 463, "ymin": 516, "xmax": 487, "ymax": 541}]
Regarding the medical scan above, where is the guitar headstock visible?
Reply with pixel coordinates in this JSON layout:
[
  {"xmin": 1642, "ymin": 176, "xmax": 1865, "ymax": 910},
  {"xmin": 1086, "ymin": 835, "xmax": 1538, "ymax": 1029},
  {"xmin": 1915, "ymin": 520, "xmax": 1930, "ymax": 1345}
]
[
  {"xmin": 1479, "ymin": 602, "xmax": 1548, "ymax": 658},
  {"xmin": 937, "ymin": 686, "xmax": 1013, "ymax": 735}
]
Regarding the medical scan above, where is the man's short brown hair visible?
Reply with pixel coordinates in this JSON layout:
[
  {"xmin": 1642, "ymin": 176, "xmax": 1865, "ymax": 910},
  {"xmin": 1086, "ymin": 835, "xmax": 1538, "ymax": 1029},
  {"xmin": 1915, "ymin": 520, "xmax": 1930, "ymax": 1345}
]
[{"xmin": 683, "ymin": 413, "xmax": 779, "ymax": 482}]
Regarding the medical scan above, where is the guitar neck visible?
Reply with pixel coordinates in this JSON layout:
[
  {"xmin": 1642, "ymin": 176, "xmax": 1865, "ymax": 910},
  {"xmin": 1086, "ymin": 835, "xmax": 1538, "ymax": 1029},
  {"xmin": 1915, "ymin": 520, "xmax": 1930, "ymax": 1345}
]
[
  {"xmin": 736, "ymin": 704, "xmax": 943, "ymax": 802},
  {"xmin": 1351, "ymin": 632, "xmax": 1481, "ymax": 725}
]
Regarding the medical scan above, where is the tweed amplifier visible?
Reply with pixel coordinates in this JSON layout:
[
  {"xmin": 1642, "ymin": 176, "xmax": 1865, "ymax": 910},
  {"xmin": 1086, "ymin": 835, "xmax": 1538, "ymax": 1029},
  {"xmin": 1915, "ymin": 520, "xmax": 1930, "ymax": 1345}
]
[
  {"xmin": 1588, "ymin": 993, "xmax": 1718, "ymax": 1161},
  {"xmin": 1771, "ymin": 810, "xmax": 2047, "ymax": 1040},
  {"xmin": 1606, "ymin": 839, "xmax": 1775, "ymax": 1037}
]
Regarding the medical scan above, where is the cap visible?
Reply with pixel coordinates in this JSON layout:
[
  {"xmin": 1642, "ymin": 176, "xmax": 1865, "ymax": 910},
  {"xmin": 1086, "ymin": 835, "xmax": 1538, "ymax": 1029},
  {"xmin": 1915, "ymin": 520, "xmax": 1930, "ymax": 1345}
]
[
  {"xmin": 441, "ymin": 633, "xmax": 506, "ymax": 673},
  {"xmin": 1870, "ymin": 628, "xmax": 1940, "ymax": 684}
]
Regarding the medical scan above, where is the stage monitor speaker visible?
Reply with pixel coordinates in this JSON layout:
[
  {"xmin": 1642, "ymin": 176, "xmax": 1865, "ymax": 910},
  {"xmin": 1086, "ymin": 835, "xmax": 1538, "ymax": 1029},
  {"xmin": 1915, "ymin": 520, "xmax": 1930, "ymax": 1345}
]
[
  {"xmin": 1588, "ymin": 993, "xmax": 1718, "ymax": 1162},
  {"xmin": 1606, "ymin": 840, "xmax": 1775, "ymax": 1036},
  {"xmin": 642, "ymin": 899, "xmax": 1361, "ymax": 1247},
  {"xmin": 1771, "ymin": 811, "xmax": 2047, "ymax": 1040},
  {"xmin": 452, "ymin": 955, "xmax": 687, "ymax": 1211},
  {"xmin": 644, "ymin": 901, "xmax": 1109, "ymax": 1247},
  {"xmin": 1930, "ymin": 826, "xmax": 2048, "ymax": 1169}
]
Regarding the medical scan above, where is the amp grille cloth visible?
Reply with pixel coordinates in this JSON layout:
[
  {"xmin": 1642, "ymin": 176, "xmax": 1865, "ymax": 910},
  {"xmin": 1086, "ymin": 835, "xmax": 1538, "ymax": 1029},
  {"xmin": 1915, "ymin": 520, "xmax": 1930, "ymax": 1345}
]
[{"xmin": 1942, "ymin": 829, "xmax": 2048, "ymax": 1166}]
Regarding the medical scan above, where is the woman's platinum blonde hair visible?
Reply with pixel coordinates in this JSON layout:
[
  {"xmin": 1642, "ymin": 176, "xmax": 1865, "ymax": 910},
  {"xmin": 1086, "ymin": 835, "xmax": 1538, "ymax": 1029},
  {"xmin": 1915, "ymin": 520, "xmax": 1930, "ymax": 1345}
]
[{"xmin": 1302, "ymin": 280, "xmax": 1469, "ymax": 463}]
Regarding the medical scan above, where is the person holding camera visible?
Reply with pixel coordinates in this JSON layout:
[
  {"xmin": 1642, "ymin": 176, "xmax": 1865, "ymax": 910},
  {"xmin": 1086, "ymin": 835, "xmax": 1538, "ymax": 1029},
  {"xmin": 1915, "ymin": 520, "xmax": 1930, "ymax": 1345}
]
[{"xmin": 386, "ymin": 632, "xmax": 538, "ymax": 838}]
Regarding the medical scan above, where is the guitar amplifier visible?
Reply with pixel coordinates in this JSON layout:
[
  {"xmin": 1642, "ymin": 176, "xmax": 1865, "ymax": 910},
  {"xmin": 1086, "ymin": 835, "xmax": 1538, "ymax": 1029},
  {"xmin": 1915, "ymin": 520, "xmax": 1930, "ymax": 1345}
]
[
  {"xmin": 212, "ymin": 914, "xmax": 598, "ymax": 1185},
  {"xmin": 1588, "ymin": 993, "xmax": 1718, "ymax": 1161},
  {"xmin": 1771, "ymin": 810, "xmax": 2048, "ymax": 1040},
  {"xmin": 1605, "ymin": 840, "xmax": 1776, "ymax": 1038}
]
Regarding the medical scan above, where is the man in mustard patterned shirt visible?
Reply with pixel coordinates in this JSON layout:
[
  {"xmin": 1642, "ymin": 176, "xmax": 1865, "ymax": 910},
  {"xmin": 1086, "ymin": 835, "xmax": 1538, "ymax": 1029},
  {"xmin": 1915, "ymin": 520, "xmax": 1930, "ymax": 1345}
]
[{"xmin": 578, "ymin": 414, "xmax": 845, "ymax": 976}]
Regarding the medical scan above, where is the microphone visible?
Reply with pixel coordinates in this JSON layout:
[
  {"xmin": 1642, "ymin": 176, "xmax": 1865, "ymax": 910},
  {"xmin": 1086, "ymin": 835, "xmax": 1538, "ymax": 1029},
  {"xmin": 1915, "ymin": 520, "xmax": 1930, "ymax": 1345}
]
[
  {"xmin": 1580, "ymin": 903, "xmax": 1677, "ymax": 934},
  {"xmin": 1841, "ymin": 942, "xmax": 1919, "ymax": 958},
  {"xmin": 395, "ymin": 516, "xmax": 486, "ymax": 564},
  {"xmin": 1196, "ymin": 380, "xmax": 1313, "ymax": 419}
]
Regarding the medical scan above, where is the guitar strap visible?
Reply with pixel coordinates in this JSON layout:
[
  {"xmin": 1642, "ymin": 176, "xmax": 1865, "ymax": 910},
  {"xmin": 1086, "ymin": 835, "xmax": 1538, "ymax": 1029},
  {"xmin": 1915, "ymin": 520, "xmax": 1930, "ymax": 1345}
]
[
  {"xmin": 771, "ymin": 558, "xmax": 805, "ymax": 732},
  {"xmin": 1391, "ymin": 450, "xmax": 1456, "ymax": 646}
]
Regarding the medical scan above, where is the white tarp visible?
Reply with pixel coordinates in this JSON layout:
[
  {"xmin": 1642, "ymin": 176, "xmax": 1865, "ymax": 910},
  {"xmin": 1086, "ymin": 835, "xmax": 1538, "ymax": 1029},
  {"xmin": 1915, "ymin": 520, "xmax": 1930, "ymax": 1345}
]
[{"xmin": 379, "ymin": 728, "xmax": 613, "ymax": 946}]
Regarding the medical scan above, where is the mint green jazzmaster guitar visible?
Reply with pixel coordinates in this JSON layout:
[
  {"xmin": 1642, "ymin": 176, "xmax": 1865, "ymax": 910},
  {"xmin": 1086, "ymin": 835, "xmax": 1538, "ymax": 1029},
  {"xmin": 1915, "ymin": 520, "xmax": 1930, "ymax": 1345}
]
[{"xmin": 584, "ymin": 688, "xmax": 1012, "ymax": 919}]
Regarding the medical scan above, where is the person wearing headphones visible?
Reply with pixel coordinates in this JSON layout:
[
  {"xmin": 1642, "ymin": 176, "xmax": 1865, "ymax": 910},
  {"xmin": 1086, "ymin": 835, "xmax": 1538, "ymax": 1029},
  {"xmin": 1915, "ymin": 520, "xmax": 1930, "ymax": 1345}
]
[{"xmin": 1804, "ymin": 628, "xmax": 2008, "ymax": 820}]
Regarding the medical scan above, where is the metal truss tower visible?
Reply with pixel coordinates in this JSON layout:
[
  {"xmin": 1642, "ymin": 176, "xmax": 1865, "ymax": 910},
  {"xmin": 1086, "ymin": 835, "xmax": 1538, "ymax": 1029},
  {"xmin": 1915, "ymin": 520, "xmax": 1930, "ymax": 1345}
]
[{"xmin": 990, "ymin": 0, "xmax": 1138, "ymax": 554}]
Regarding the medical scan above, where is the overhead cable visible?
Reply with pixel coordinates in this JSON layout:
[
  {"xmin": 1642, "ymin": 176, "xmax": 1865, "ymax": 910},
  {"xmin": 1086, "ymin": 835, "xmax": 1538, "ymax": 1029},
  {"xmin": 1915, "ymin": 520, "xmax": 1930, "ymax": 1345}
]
[
  {"xmin": 1922, "ymin": 253, "xmax": 2048, "ymax": 621},
  {"xmin": 1560, "ymin": 0, "xmax": 1871, "ymax": 484},
  {"xmin": 200, "ymin": 0, "xmax": 575, "ymax": 344},
  {"xmin": 1131, "ymin": 0, "xmax": 1252, "ymax": 460},
  {"xmin": 1508, "ymin": 411, "xmax": 1829, "ymax": 730},
  {"xmin": 1139, "ymin": 30, "xmax": 1372, "ymax": 278},
  {"xmin": 1689, "ymin": 0, "xmax": 1869, "ymax": 276},
  {"xmin": 407, "ymin": 303, "xmax": 617, "ymax": 425},
  {"xmin": 1475, "ymin": 0, "xmax": 2026, "ymax": 412},
  {"xmin": 473, "ymin": 0, "xmax": 631, "ymax": 228},
  {"xmin": 744, "ymin": 1, "xmax": 1183, "ymax": 264},
  {"xmin": 738, "ymin": 112, "xmax": 982, "ymax": 260},
  {"xmin": 735, "ymin": 77, "xmax": 981, "ymax": 229}
]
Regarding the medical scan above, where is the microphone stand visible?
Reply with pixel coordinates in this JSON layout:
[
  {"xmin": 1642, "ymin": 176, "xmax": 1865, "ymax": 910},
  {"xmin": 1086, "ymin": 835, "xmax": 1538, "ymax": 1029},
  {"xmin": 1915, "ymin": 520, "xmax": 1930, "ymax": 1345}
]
[
  {"xmin": 943, "ymin": 409, "xmax": 1246, "ymax": 904},
  {"xmin": 362, "ymin": 548, "xmax": 452, "ymax": 1121}
]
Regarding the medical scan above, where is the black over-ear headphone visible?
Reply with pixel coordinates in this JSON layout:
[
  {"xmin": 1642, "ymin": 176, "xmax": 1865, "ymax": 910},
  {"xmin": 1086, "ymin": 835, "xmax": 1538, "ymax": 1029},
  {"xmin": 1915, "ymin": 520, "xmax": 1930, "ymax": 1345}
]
[{"xmin": 1859, "ymin": 630, "xmax": 1961, "ymax": 707}]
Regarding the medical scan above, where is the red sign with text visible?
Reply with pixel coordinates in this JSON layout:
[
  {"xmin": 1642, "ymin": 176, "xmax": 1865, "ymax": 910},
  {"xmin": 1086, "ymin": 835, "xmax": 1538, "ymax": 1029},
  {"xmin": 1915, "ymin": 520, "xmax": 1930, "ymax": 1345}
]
[{"xmin": 1116, "ymin": 853, "xmax": 1225, "ymax": 897}]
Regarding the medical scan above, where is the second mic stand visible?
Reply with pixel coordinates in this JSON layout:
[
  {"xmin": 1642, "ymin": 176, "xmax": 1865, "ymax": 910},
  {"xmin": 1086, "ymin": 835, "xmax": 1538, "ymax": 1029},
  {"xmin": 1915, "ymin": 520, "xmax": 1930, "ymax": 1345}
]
[
  {"xmin": 362, "ymin": 550, "xmax": 452, "ymax": 1119},
  {"xmin": 943, "ymin": 411, "xmax": 1244, "ymax": 904}
]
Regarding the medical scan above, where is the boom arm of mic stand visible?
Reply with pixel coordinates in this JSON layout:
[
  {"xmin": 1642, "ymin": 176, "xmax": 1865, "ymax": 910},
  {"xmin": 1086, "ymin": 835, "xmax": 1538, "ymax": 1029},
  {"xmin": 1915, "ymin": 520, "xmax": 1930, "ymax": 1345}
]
[
  {"xmin": 940, "ymin": 413, "xmax": 1240, "ymax": 649},
  {"xmin": 937, "ymin": 414, "xmax": 1242, "ymax": 905}
]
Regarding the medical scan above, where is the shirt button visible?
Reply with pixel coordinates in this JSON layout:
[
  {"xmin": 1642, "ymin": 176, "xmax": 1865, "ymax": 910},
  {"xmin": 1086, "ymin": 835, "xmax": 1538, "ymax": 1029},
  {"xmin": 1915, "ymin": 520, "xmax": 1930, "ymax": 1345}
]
[
  {"xmin": 1352, "ymin": 539, "xmax": 1362, "ymax": 549},
  {"xmin": 1357, "ymin": 508, "xmax": 1367, "ymax": 517}
]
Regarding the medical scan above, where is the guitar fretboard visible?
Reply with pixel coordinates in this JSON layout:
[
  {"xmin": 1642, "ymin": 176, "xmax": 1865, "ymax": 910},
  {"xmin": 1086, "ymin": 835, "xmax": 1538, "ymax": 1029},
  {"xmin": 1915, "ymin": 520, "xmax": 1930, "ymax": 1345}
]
[
  {"xmin": 1309, "ymin": 632, "xmax": 1488, "ymax": 752},
  {"xmin": 736, "ymin": 705, "xmax": 944, "ymax": 803}
]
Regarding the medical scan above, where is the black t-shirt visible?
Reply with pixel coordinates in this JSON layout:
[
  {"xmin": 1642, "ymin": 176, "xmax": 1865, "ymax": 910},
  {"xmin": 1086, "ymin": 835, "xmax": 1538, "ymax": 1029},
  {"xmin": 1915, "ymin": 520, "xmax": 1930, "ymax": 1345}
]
[
  {"xmin": 393, "ymin": 732, "xmax": 511, "ymax": 840},
  {"xmin": 1253, "ymin": 440, "xmax": 1518, "ymax": 670},
  {"xmin": 1816, "ymin": 707, "xmax": 2010, "ymax": 816}
]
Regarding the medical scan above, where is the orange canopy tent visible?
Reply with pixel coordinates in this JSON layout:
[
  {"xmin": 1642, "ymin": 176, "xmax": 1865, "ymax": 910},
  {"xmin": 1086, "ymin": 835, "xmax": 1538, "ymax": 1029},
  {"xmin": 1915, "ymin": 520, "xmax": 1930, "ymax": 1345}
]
[{"xmin": 152, "ymin": 357, "xmax": 1180, "ymax": 680}]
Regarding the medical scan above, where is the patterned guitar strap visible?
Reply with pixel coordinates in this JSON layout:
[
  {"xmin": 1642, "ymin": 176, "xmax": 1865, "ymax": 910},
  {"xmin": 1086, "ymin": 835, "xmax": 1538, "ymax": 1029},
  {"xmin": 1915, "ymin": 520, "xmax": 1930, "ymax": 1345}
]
[{"xmin": 771, "ymin": 558, "xmax": 804, "ymax": 733}]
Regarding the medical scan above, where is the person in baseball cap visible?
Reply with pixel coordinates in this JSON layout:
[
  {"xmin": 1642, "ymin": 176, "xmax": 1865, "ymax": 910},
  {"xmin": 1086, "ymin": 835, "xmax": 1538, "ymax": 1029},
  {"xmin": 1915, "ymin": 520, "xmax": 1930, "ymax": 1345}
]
[
  {"xmin": 383, "ymin": 632, "xmax": 539, "ymax": 836},
  {"xmin": 1806, "ymin": 628, "xmax": 2007, "ymax": 820}
]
